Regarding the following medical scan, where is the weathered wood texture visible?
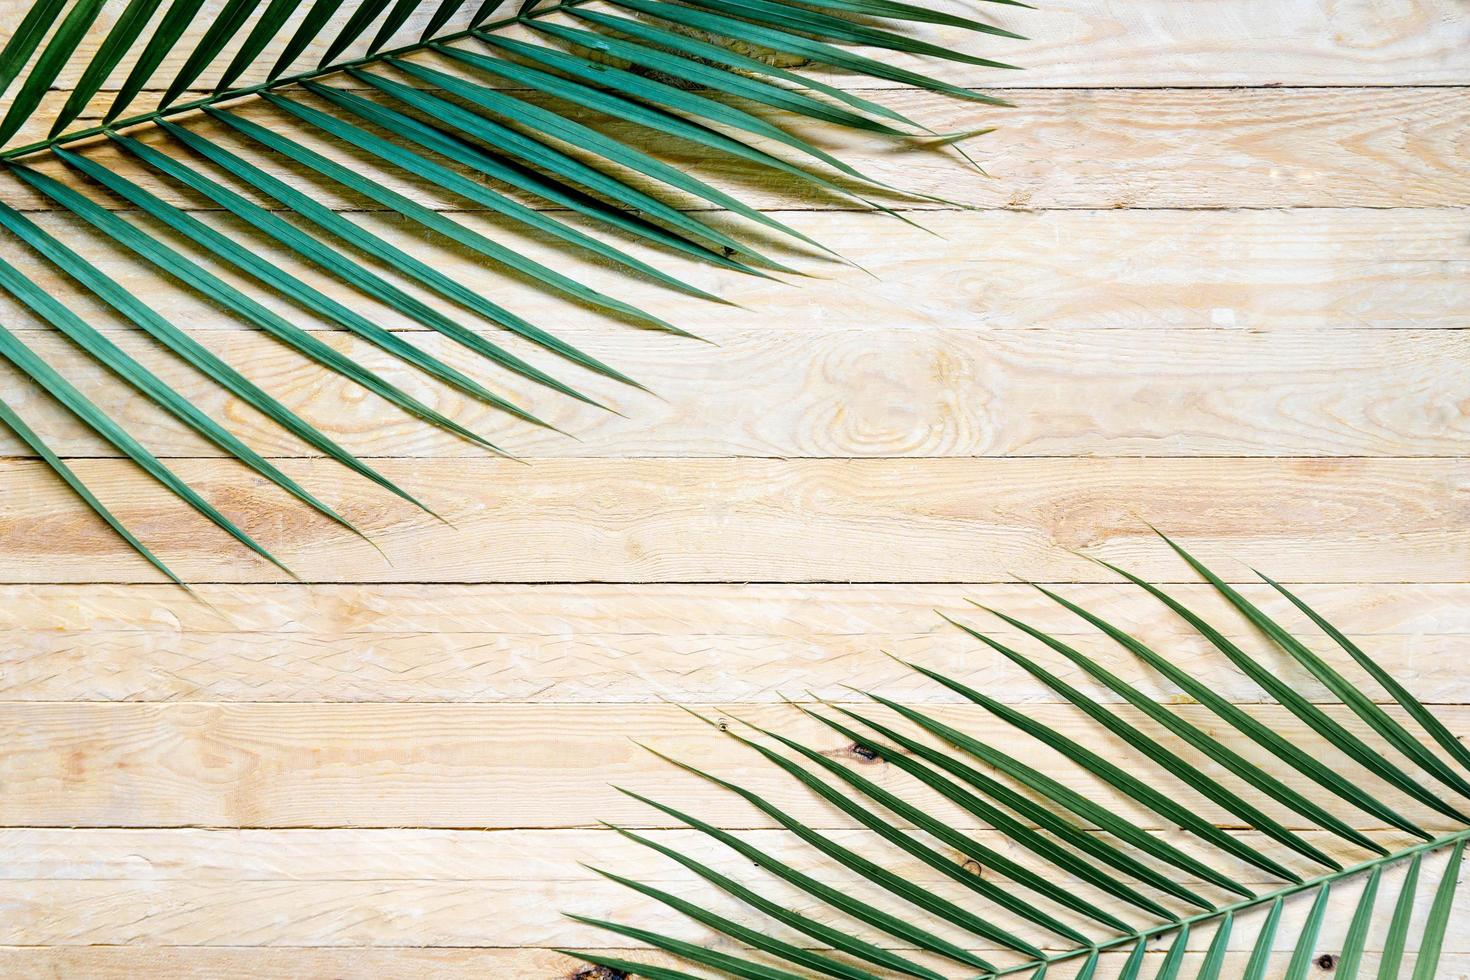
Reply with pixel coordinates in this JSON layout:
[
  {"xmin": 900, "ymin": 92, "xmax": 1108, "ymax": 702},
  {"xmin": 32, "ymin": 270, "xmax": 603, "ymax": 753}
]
[
  {"xmin": 6, "ymin": 582, "xmax": 1469, "ymax": 703},
  {"xmin": 0, "ymin": 829, "xmax": 1467, "ymax": 950},
  {"xmin": 4, "ymin": 86, "xmax": 1466, "ymax": 211},
  {"xmin": 8, "ymin": 700, "xmax": 1470, "ymax": 830},
  {"xmin": 0, "ymin": 948, "xmax": 1466, "ymax": 980},
  {"xmin": 1, "ymin": 0, "xmax": 1467, "ymax": 975},
  {"xmin": 0, "ymin": 0, "xmax": 1464, "ymax": 94},
  {"xmin": 3, "ymin": 456, "xmax": 1469, "ymax": 583}
]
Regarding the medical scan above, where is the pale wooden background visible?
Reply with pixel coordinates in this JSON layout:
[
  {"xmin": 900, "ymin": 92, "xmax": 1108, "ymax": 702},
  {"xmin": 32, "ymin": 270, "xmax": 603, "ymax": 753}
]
[{"xmin": 0, "ymin": 0, "xmax": 1467, "ymax": 976}]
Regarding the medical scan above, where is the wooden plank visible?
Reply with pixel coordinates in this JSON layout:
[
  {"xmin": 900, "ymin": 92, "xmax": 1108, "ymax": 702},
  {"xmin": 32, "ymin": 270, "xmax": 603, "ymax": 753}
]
[
  {"xmin": 1, "ymin": 2, "xmax": 1465, "ymax": 969},
  {"xmin": 0, "ymin": 829, "xmax": 1465, "ymax": 952},
  {"xmin": 0, "ymin": 0, "xmax": 1463, "ymax": 96},
  {"xmin": 0, "ymin": 205, "xmax": 1463, "ymax": 466},
  {"xmin": 5, "ymin": 323, "xmax": 1466, "ymax": 461},
  {"xmin": 0, "ymin": 456, "xmax": 1466, "ymax": 584},
  {"xmin": 3, "ymin": 701, "xmax": 1468, "ymax": 830},
  {"xmin": 0, "ymin": 947, "xmax": 1465, "ymax": 980},
  {"xmin": 6, "ymin": 86, "xmax": 1466, "ymax": 211},
  {"xmin": 5, "ymin": 582, "xmax": 1470, "ymax": 704},
  {"xmin": 1, "ymin": 208, "xmax": 1459, "ymax": 347}
]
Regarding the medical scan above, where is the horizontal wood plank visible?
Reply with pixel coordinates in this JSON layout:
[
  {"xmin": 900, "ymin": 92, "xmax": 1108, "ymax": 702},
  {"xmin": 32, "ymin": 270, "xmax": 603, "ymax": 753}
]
[
  {"xmin": 5, "ymin": 86, "xmax": 1465, "ymax": 211},
  {"xmin": 2, "ymin": 209, "xmax": 1458, "ymax": 354},
  {"xmin": 0, "ymin": 947, "xmax": 1464, "ymax": 979},
  {"xmin": 1, "ymin": 0, "xmax": 1463, "ymax": 102},
  {"xmin": 0, "ymin": 829, "xmax": 1465, "ymax": 954},
  {"xmin": 3, "ymin": 701, "xmax": 1468, "ymax": 831},
  {"xmin": 0, "ymin": 456, "xmax": 1466, "ymax": 584},
  {"xmin": 5, "ymin": 582, "xmax": 1470, "ymax": 704},
  {"xmin": 4, "ymin": 322, "xmax": 1467, "ymax": 461}
]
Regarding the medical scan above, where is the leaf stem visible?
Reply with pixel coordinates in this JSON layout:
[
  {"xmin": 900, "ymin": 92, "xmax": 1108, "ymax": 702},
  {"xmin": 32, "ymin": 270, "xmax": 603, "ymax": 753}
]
[
  {"xmin": 985, "ymin": 826, "xmax": 1470, "ymax": 978},
  {"xmin": 0, "ymin": 0, "xmax": 585, "ymax": 160}
]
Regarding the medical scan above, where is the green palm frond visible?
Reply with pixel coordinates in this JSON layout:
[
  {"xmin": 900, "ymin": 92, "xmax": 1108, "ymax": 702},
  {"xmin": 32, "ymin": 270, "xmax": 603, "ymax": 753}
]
[
  {"xmin": 0, "ymin": 0, "xmax": 1021, "ymax": 581},
  {"xmin": 574, "ymin": 533, "xmax": 1470, "ymax": 978}
]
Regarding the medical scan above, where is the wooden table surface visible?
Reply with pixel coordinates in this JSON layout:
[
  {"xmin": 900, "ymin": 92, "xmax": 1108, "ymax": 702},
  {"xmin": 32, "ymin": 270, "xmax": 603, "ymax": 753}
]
[{"xmin": 0, "ymin": 0, "xmax": 1467, "ymax": 975}]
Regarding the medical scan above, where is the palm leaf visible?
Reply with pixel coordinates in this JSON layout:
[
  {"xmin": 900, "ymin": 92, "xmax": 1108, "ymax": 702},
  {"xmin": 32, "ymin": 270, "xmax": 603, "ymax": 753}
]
[
  {"xmin": 1240, "ymin": 897, "xmax": 1283, "ymax": 980},
  {"xmin": 1413, "ymin": 839, "xmax": 1466, "ymax": 980},
  {"xmin": 1195, "ymin": 913, "xmax": 1231, "ymax": 980},
  {"xmin": 1378, "ymin": 853, "xmax": 1423, "ymax": 979},
  {"xmin": 1153, "ymin": 924, "xmax": 1188, "ymax": 980},
  {"xmin": 574, "ymin": 535, "xmax": 1470, "ymax": 977},
  {"xmin": 0, "ymin": 0, "xmax": 1021, "ymax": 582},
  {"xmin": 1337, "ymin": 866, "xmax": 1382, "ymax": 980}
]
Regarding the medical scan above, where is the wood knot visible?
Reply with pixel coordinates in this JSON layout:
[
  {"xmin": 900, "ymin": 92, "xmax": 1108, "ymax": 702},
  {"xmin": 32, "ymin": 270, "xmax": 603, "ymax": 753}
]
[
  {"xmin": 962, "ymin": 859, "xmax": 984, "ymax": 876},
  {"xmin": 570, "ymin": 967, "xmax": 628, "ymax": 980},
  {"xmin": 848, "ymin": 742, "xmax": 881, "ymax": 763},
  {"xmin": 1316, "ymin": 953, "xmax": 1337, "ymax": 971}
]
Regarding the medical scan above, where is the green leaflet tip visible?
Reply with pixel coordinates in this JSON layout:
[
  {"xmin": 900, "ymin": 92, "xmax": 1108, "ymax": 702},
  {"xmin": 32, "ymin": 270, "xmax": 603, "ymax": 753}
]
[
  {"xmin": 661, "ymin": 698, "xmax": 722, "ymax": 730},
  {"xmin": 874, "ymin": 649, "xmax": 917, "ymax": 672},
  {"xmin": 951, "ymin": 143, "xmax": 992, "ymax": 177},
  {"xmin": 875, "ymin": 204, "xmax": 945, "ymax": 241},
  {"xmin": 932, "ymin": 125, "xmax": 1000, "ymax": 145},
  {"xmin": 933, "ymin": 607, "xmax": 967, "ymax": 626},
  {"xmin": 601, "ymin": 825, "xmax": 658, "ymax": 854},
  {"xmin": 717, "ymin": 706, "xmax": 766, "ymax": 736},
  {"xmin": 578, "ymin": 863, "xmax": 622, "ymax": 883},
  {"xmin": 629, "ymin": 740, "xmax": 686, "ymax": 772},
  {"xmin": 353, "ymin": 526, "xmax": 392, "ymax": 565},
  {"xmin": 648, "ymin": 320, "xmax": 714, "ymax": 346},
  {"xmin": 1068, "ymin": 546, "xmax": 1116, "ymax": 573}
]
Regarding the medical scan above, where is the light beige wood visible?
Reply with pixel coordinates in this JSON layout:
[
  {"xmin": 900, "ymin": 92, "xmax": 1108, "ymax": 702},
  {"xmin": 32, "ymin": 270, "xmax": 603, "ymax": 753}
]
[
  {"xmin": 2, "ymin": 0, "xmax": 1467, "ymax": 969},
  {"xmin": 2, "ymin": 208, "xmax": 1459, "ymax": 348},
  {"xmin": 5, "ymin": 85, "xmax": 1466, "ymax": 211},
  {"xmin": 0, "ymin": 828, "xmax": 1466, "ymax": 952},
  {"xmin": 5, "ymin": 582, "xmax": 1469, "ymax": 704},
  {"xmin": 6, "ymin": 323, "xmax": 1467, "ymax": 460},
  {"xmin": 3, "ymin": 700, "xmax": 1468, "ymax": 830},
  {"xmin": 1, "ymin": 205, "xmax": 1464, "ymax": 473},
  {"xmin": 0, "ymin": 947, "xmax": 1465, "ymax": 980},
  {"xmin": 0, "ymin": 0, "xmax": 1463, "ymax": 99},
  {"xmin": 2, "ymin": 948, "xmax": 1468, "ymax": 980},
  {"xmin": 0, "ymin": 456, "xmax": 1466, "ymax": 583}
]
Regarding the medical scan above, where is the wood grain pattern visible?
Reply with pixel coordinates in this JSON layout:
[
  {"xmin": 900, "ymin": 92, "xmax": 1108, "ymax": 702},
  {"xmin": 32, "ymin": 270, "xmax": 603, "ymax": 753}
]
[
  {"xmin": 0, "ymin": 829, "xmax": 1466, "ymax": 952},
  {"xmin": 1, "ymin": 207, "xmax": 1458, "ymax": 354},
  {"xmin": 5, "ymin": 86, "xmax": 1465, "ymax": 211},
  {"xmin": 4, "ymin": 701, "xmax": 1469, "ymax": 830},
  {"xmin": 6, "ymin": 582, "xmax": 1469, "ymax": 704},
  {"xmin": 1, "ymin": 0, "xmax": 1467, "ymax": 970},
  {"xmin": 0, "ymin": 206, "xmax": 1463, "ymax": 474},
  {"xmin": 4, "ymin": 322, "xmax": 1467, "ymax": 460},
  {"xmin": 0, "ymin": 948, "xmax": 1464, "ymax": 980},
  {"xmin": 2, "ymin": 456, "xmax": 1468, "ymax": 583},
  {"xmin": 0, "ymin": 0, "xmax": 1463, "ymax": 93}
]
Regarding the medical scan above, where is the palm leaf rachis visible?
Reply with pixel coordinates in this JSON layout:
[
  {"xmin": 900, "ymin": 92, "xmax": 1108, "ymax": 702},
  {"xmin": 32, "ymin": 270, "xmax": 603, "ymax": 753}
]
[
  {"xmin": 577, "ymin": 536, "xmax": 1469, "ymax": 978},
  {"xmin": 0, "ymin": 0, "xmax": 1024, "ymax": 582}
]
